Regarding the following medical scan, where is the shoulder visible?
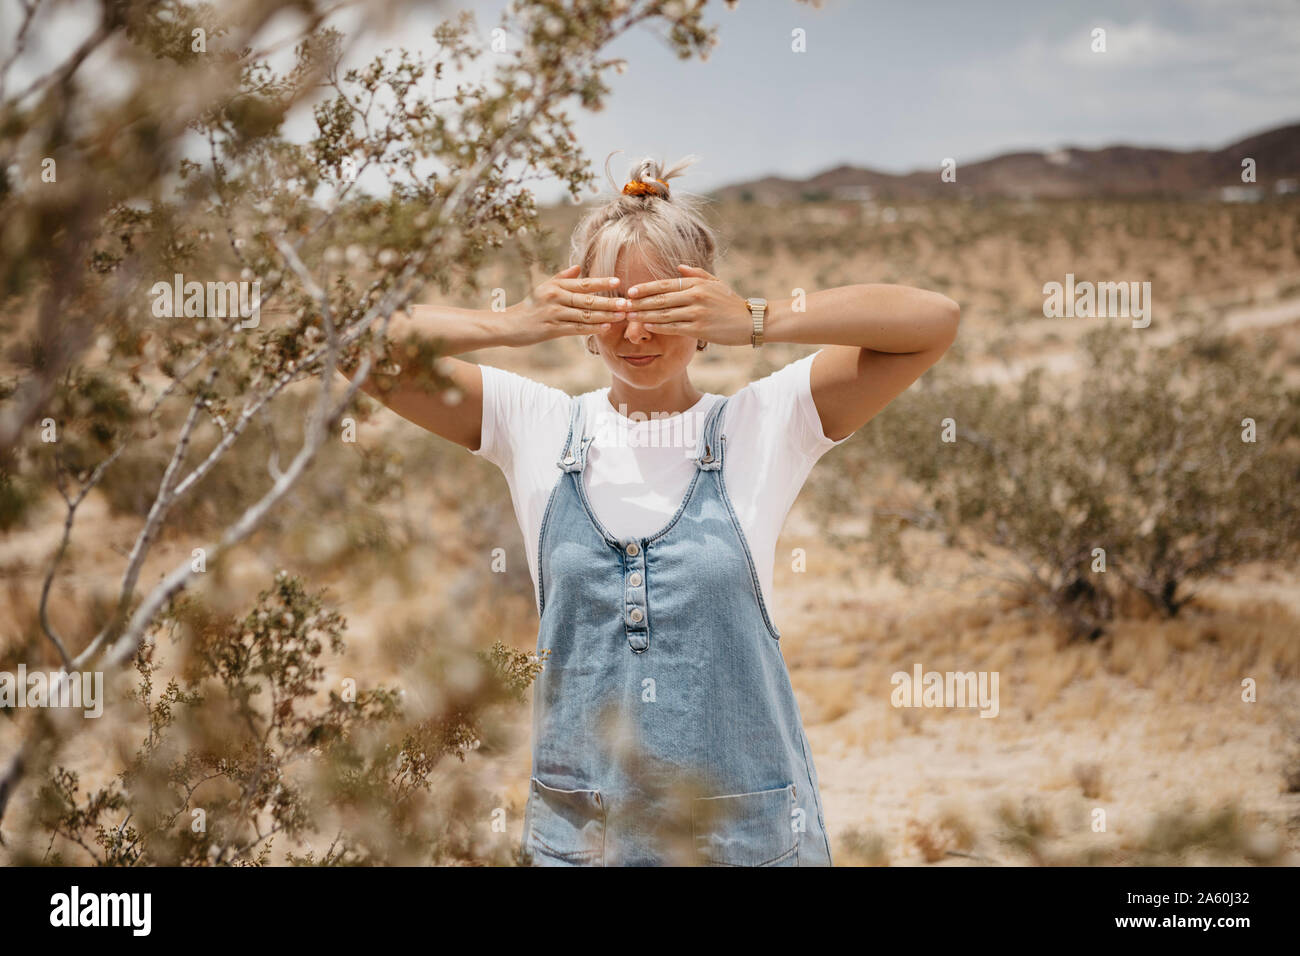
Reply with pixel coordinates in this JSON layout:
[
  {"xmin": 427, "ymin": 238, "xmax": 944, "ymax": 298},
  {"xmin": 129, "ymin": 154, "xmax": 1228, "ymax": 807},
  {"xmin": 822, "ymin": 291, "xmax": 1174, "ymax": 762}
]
[
  {"xmin": 733, "ymin": 350, "xmax": 819, "ymax": 401},
  {"xmin": 725, "ymin": 349, "xmax": 847, "ymax": 456},
  {"xmin": 479, "ymin": 364, "xmax": 572, "ymax": 410},
  {"xmin": 473, "ymin": 364, "xmax": 575, "ymax": 467},
  {"xmin": 478, "ymin": 361, "xmax": 569, "ymax": 418}
]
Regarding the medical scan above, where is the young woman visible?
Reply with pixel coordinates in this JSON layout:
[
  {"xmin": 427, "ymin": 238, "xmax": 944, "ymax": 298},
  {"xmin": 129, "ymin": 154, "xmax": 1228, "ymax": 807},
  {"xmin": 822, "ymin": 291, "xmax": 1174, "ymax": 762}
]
[{"xmin": 349, "ymin": 156, "xmax": 960, "ymax": 866}]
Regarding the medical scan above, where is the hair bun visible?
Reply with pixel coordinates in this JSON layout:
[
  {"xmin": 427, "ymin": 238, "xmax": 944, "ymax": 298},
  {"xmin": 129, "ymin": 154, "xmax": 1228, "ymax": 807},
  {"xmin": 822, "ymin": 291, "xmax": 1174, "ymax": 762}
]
[
  {"xmin": 575, "ymin": 151, "xmax": 718, "ymax": 285},
  {"xmin": 607, "ymin": 153, "xmax": 699, "ymax": 201},
  {"xmin": 622, "ymin": 177, "xmax": 670, "ymax": 198}
]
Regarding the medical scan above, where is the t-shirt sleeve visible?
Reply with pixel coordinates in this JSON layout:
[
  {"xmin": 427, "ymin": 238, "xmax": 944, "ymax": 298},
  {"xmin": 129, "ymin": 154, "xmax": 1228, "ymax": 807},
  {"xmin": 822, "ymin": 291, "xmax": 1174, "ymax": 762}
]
[
  {"xmin": 470, "ymin": 364, "xmax": 572, "ymax": 470},
  {"xmin": 746, "ymin": 348, "xmax": 855, "ymax": 460}
]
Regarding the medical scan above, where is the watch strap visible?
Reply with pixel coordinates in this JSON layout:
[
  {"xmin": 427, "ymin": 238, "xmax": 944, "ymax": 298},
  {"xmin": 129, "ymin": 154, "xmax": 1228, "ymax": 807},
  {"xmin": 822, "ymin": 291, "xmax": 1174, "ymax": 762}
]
[{"xmin": 746, "ymin": 297, "xmax": 766, "ymax": 348}]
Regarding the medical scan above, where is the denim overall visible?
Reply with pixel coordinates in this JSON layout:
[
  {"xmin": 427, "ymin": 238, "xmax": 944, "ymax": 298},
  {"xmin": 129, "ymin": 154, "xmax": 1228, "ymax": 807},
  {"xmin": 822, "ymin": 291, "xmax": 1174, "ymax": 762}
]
[{"xmin": 520, "ymin": 394, "xmax": 833, "ymax": 866}]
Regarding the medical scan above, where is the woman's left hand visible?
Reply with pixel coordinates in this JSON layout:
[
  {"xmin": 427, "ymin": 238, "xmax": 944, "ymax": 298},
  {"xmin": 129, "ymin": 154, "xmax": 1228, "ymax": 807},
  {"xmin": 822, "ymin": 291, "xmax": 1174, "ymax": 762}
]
[{"xmin": 620, "ymin": 264, "xmax": 754, "ymax": 347}]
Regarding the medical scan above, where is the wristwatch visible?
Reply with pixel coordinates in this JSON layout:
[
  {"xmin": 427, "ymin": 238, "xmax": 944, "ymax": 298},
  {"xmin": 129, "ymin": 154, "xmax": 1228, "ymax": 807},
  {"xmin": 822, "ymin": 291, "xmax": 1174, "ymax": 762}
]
[{"xmin": 746, "ymin": 297, "xmax": 766, "ymax": 348}]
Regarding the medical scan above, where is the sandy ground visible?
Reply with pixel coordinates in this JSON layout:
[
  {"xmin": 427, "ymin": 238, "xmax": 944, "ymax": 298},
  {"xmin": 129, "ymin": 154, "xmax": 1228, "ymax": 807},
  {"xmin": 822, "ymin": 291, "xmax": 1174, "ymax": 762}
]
[{"xmin": 3, "ymin": 281, "xmax": 1297, "ymax": 867}]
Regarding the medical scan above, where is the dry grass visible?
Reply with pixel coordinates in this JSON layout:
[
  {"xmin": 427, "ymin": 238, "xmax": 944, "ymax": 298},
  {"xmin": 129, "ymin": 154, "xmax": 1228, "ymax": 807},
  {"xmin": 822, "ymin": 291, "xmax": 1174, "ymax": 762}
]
[{"xmin": 3, "ymin": 197, "xmax": 1297, "ymax": 864}]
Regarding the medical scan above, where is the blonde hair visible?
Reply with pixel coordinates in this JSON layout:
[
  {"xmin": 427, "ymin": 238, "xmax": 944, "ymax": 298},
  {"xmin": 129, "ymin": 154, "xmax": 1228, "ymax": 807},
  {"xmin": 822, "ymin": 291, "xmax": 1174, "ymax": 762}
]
[{"xmin": 570, "ymin": 153, "xmax": 718, "ymax": 291}]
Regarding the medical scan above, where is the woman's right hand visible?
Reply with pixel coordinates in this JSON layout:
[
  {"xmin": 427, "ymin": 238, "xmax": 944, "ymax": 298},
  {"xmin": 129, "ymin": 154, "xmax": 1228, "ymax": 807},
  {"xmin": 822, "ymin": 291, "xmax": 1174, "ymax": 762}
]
[{"xmin": 505, "ymin": 264, "xmax": 627, "ymax": 346}]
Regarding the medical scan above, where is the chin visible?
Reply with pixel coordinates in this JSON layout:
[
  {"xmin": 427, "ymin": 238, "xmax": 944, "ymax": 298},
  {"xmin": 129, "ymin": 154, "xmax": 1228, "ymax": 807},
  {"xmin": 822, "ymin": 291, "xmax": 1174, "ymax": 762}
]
[{"xmin": 615, "ymin": 367, "xmax": 667, "ymax": 388}]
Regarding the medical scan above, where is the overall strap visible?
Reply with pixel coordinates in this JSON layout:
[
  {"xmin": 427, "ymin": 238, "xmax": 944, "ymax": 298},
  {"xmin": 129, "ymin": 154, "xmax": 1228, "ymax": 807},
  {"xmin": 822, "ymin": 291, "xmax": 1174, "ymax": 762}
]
[
  {"xmin": 691, "ymin": 396, "xmax": 729, "ymax": 472},
  {"xmin": 556, "ymin": 394, "xmax": 590, "ymax": 473}
]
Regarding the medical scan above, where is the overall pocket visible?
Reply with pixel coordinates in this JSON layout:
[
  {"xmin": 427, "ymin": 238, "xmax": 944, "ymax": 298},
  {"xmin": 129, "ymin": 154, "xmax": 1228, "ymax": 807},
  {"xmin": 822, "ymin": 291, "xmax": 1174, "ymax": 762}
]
[
  {"xmin": 524, "ymin": 777, "xmax": 606, "ymax": 866},
  {"xmin": 692, "ymin": 783, "xmax": 799, "ymax": 866}
]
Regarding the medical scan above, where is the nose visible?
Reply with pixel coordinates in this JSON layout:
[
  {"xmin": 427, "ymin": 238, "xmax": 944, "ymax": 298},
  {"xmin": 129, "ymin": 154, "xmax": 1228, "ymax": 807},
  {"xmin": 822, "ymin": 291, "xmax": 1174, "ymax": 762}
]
[{"xmin": 623, "ymin": 317, "xmax": 652, "ymax": 343}]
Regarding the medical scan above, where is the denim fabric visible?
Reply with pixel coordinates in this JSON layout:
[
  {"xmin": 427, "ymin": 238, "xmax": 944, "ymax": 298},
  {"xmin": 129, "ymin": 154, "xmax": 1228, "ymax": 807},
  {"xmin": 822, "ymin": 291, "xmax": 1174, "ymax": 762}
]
[{"xmin": 521, "ymin": 395, "xmax": 833, "ymax": 866}]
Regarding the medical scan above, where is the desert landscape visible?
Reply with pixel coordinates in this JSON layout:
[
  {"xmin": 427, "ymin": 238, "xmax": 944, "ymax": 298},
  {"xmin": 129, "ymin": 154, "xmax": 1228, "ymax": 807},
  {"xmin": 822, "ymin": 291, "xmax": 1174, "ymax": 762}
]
[{"xmin": 5, "ymin": 182, "xmax": 1296, "ymax": 865}]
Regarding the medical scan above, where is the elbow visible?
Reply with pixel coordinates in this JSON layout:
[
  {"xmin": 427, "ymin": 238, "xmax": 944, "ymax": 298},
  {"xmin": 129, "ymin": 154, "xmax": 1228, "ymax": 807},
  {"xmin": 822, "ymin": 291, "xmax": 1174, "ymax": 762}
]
[{"xmin": 939, "ymin": 296, "xmax": 961, "ymax": 348}]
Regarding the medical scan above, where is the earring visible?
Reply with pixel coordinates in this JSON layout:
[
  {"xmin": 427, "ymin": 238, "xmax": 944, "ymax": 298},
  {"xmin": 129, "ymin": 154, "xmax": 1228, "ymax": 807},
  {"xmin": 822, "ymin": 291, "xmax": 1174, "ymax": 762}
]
[
  {"xmin": 585, "ymin": 335, "xmax": 599, "ymax": 355},
  {"xmin": 696, "ymin": 340, "xmax": 707, "ymax": 351}
]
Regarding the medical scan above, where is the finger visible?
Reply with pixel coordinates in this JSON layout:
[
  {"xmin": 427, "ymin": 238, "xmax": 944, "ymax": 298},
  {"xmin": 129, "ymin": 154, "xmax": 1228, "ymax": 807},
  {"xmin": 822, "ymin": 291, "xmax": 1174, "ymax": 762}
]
[
  {"xmin": 623, "ymin": 290, "xmax": 693, "ymax": 311},
  {"xmin": 638, "ymin": 307, "xmax": 697, "ymax": 328},
  {"xmin": 624, "ymin": 295, "xmax": 696, "ymax": 314},
  {"xmin": 626, "ymin": 276, "xmax": 702, "ymax": 298},
  {"xmin": 553, "ymin": 319, "xmax": 613, "ymax": 334},
  {"xmin": 677, "ymin": 263, "xmax": 716, "ymax": 280},
  {"xmin": 561, "ymin": 290, "xmax": 631, "ymax": 312},
  {"xmin": 555, "ymin": 275, "xmax": 622, "ymax": 294},
  {"xmin": 642, "ymin": 321, "xmax": 696, "ymax": 336},
  {"xmin": 560, "ymin": 303, "xmax": 625, "ymax": 324}
]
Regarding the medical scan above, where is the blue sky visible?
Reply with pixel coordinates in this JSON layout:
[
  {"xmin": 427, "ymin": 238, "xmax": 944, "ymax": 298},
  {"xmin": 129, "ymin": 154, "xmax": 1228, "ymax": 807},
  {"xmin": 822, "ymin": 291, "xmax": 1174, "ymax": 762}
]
[
  {"xmin": 375, "ymin": 0, "xmax": 1300, "ymax": 201},
  {"xmin": 5, "ymin": 0, "xmax": 1298, "ymax": 201}
]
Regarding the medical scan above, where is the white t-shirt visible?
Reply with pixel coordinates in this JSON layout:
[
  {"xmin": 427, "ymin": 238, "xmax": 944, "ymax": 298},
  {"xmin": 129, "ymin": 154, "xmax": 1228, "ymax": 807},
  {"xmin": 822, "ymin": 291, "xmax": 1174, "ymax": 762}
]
[{"xmin": 470, "ymin": 349, "xmax": 853, "ymax": 615}]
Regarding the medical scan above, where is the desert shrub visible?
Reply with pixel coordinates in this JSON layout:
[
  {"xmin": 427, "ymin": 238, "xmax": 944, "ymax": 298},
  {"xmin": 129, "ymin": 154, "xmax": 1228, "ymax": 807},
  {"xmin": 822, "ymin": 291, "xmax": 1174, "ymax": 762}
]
[
  {"xmin": 836, "ymin": 826, "xmax": 890, "ymax": 866},
  {"xmin": 0, "ymin": 0, "xmax": 726, "ymax": 838},
  {"xmin": 0, "ymin": 465, "xmax": 38, "ymax": 531},
  {"xmin": 24, "ymin": 573, "xmax": 543, "ymax": 866},
  {"xmin": 1285, "ymin": 714, "xmax": 1300, "ymax": 794},
  {"xmin": 815, "ymin": 327, "xmax": 1300, "ymax": 638}
]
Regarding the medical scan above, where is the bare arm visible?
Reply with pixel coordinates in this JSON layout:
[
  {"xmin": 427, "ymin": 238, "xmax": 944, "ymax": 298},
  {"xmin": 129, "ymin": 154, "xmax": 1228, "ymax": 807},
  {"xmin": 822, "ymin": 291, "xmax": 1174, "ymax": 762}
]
[
  {"xmin": 764, "ymin": 284, "xmax": 961, "ymax": 441},
  {"xmin": 339, "ymin": 307, "xmax": 501, "ymax": 452},
  {"xmin": 339, "ymin": 266, "xmax": 624, "ymax": 450},
  {"xmin": 623, "ymin": 269, "xmax": 961, "ymax": 442}
]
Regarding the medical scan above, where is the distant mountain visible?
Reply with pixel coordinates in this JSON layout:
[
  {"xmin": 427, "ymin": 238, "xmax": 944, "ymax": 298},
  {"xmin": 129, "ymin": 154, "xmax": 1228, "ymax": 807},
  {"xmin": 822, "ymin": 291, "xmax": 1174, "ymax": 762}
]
[{"xmin": 709, "ymin": 122, "xmax": 1300, "ymax": 202}]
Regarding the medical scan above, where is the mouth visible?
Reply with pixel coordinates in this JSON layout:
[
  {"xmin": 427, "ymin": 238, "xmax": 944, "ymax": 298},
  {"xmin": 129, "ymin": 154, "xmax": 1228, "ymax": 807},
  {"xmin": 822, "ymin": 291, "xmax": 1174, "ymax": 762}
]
[{"xmin": 619, "ymin": 354, "xmax": 660, "ymax": 367}]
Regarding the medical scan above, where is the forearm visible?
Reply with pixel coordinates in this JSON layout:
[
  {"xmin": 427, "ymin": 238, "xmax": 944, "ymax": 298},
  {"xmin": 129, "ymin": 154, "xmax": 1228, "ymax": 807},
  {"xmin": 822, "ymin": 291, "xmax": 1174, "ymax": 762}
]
[
  {"xmin": 385, "ymin": 303, "xmax": 524, "ymax": 355},
  {"xmin": 336, "ymin": 303, "xmax": 515, "ymax": 396},
  {"xmin": 763, "ymin": 283, "xmax": 960, "ymax": 353}
]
